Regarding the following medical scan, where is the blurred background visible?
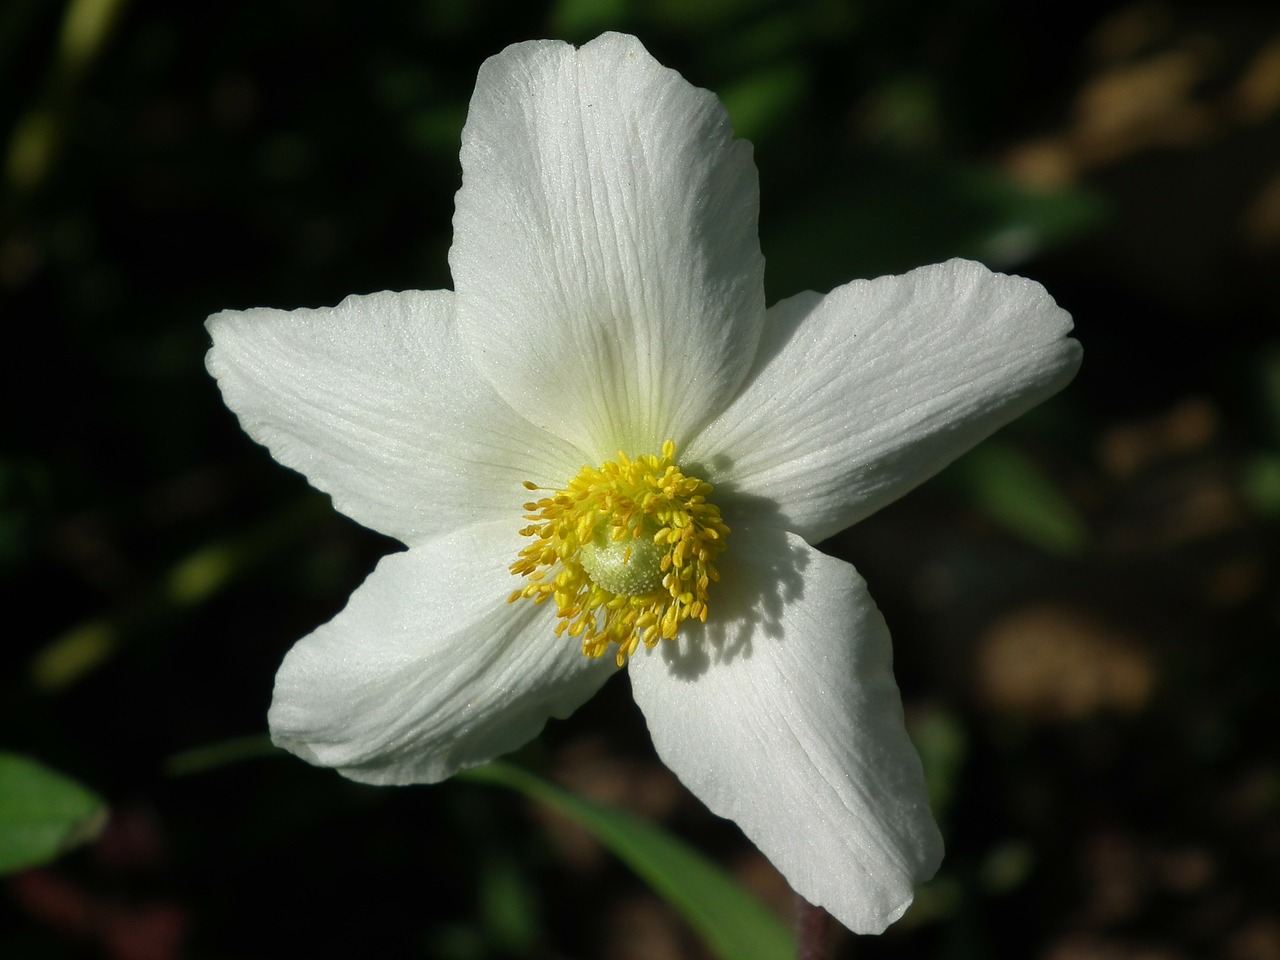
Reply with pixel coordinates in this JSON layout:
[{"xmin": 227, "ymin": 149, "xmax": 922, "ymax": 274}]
[{"xmin": 3, "ymin": 0, "xmax": 1279, "ymax": 957}]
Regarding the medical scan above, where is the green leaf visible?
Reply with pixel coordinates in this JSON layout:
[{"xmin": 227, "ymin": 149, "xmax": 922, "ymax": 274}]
[
  {"xmin": 461, "ymin": 761, "xmax": 795, "ymax": 960},
  {"xmin": 30, "ymin": 496, "xmax": 326, "ymax": 692},
  {"xmin": 1257, "ymin": 346, "xmax": 1280, "ymax": 444},
  {"xmin": 909, "ymin": 705, "xmax": 967, "ymax": 823},
  {"xmin": 549, "ymin": 0, "xmax": 630, "ymax": 37},
  {"xmin": 718, "ymin": 61, "xmax": 809, "ymax": 144},
  {"xmin": 764, "ymin": 160, "xmax": 1106, "ymax": 298},
  {"xmin": 0, "ymin": 753, "xmax": 107, "ymax": 874},
  {"xmin": 952, "ymin": 441, "xmax": 1088, "ymax": 555},
  {"xmin": 1243, "ymin": 452, "xmax": 1280, "ymax": 516}
]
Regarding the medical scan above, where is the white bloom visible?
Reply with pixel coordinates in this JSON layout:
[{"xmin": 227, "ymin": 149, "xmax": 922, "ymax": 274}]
[{"xmin": 205, "ymin": 33, "xmax": 1081, "ymax": 934}]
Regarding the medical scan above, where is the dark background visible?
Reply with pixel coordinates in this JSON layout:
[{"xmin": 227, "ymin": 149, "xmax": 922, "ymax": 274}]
[{"xmin": 3, "ymin": 0, "xmax": 1279, "ymax": 957}]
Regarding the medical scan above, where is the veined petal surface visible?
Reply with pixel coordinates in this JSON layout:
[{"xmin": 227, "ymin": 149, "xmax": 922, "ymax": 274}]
[
  {"xmin": 687, "ymin": 259, "xmax": 1082, "ymax": 544},
  {"xmin": 450, "ymin": 33, "xmax": 766, "ymax": 459},
  {"xmin": 269, "ymin": 520, "xmax": 616, "ymax": 785},
  {"xmin": 206, "ymin": 290, "xmax": 586, "ymax": 546},
  {"xmin": 628, "ymin": 526, "xmax": 943, "ymax": 934}
]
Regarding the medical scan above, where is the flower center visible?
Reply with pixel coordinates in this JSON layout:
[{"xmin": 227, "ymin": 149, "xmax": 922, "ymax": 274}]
[{"xmin": 508, "ymin": 440, "xmax": 729, "ymax": 666}]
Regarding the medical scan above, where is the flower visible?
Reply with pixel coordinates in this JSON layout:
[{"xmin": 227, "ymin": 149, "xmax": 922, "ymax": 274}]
[{"xmin": 205, "ymin": 32, "xmax": 1081, "ymax": 934}]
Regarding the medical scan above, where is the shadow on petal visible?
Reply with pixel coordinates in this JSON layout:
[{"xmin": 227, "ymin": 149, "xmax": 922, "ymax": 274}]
[{"xmin": 656, "ymin": 505, "xmax": 809, "ymax": 680}]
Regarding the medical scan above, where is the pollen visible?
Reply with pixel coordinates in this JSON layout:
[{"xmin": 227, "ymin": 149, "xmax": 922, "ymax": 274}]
[{"xmin": 508, "ymin": 440, "xmax": 730, "ymax": 667}]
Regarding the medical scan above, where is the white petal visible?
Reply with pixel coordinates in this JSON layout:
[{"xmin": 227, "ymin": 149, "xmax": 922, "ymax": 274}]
[
  {"xmin": 450, "ymin": 33, "xmax": 766, "ymax": 458},
  {"xmin": 687, "ymin": 259, "xmax": 1082, "ymax": 543},
  {"xmin": 206, "ymin": 289, "xmax": 586, "ymax": 546},
  {"xmin": 629, "ymin": 526, "xmax": 943, "ymax": 934},
  {"xmin": 269, "ymin": 519, "xmax": 616, "ymax": 784}
]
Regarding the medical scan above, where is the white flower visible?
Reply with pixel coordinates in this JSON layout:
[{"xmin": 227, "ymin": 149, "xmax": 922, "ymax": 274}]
[{"xmin": 205, "ymin": 33, "xmax": 1081, "ymax": 934}]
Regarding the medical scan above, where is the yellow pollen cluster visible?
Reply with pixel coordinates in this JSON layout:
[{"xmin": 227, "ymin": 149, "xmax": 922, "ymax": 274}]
[{"xmin": 508, "ymin": 440, "xmax": 730, "ymax": 666}]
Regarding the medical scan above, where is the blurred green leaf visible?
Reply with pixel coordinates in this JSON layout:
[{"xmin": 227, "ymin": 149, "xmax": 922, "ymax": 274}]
[
  {"xmin": 1257, "ymin": 346, "xmax": 1280, "ymax": 444},
  {"xmin": 31, "ymin": 496, "xmax": 326, "ymax": 692},
  {"xmin": 550, "ymin": 0, "xmax": 630, "ymax": 37},
  {"xmin": 462, "ymin": 761, "xmax": 795, "ymax": 960},
  {"xmin": 649, "ymin": 0, "xmax": 774, "ymax": 30},
  {"xmin": 426, "ymin": 923, "xmax": 488, "ymax": 960},
  {"xmin": 765, "ymin": 161, "xmax": 1105, "ymax": 296},
  {"xmin": 951, "ymin": 441, "xmax": 1087, "ymax": 555},
  {"xmin": 478, "ymin": 852, "xmax": 541, "ymax": 954},
  {"xmin": 718, "ymin": 61, "xmax": 809, "ymax": 143},
  {"xmin": 909, "ymin": 705, "xmax": 967, "ymax": 823},
  {"xmin": 859, "ymin": 75, "xmax": 941, "ymax": 153},
  {"xmin": 0, "ymin": 753, "xmax": 106, "ymax": 875},
  {"xmin": 0, "ymin": 457, "xmax": 46, "ymax": 570},
  {"xmin": 4, "ymin": 0, "xmax": 130, "ymax": 199},
  {"xmin": 1243, "ymin": 452, "xmax": 1280, "ymax": 517},
  {"xmin": 980, "ymin": 840, "xmax": 1035, "ymax": 894}
]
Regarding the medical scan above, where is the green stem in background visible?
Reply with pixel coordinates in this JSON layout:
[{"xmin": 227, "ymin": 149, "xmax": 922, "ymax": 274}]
[
  {"xmin": 30, "ymin": 495, "xmax": 327, "ymax": 692},
  {"xmin": 5, "ymin": 0, "xmax": 132, "ymax": 205},
  {"xmin": 462, "ymin": 761, "xmax": 796, "ymax": 960}
]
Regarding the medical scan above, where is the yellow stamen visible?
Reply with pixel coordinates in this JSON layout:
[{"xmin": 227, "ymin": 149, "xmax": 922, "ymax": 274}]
[{"xmin": 508, "ymin": 440, "xmax": 729, "ymax": 666}]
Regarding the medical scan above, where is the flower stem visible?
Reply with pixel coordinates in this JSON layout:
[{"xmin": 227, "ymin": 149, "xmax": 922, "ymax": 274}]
[{"xmin": 795, "ymin": 896, "xmax": 832, "ymax": 960}]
